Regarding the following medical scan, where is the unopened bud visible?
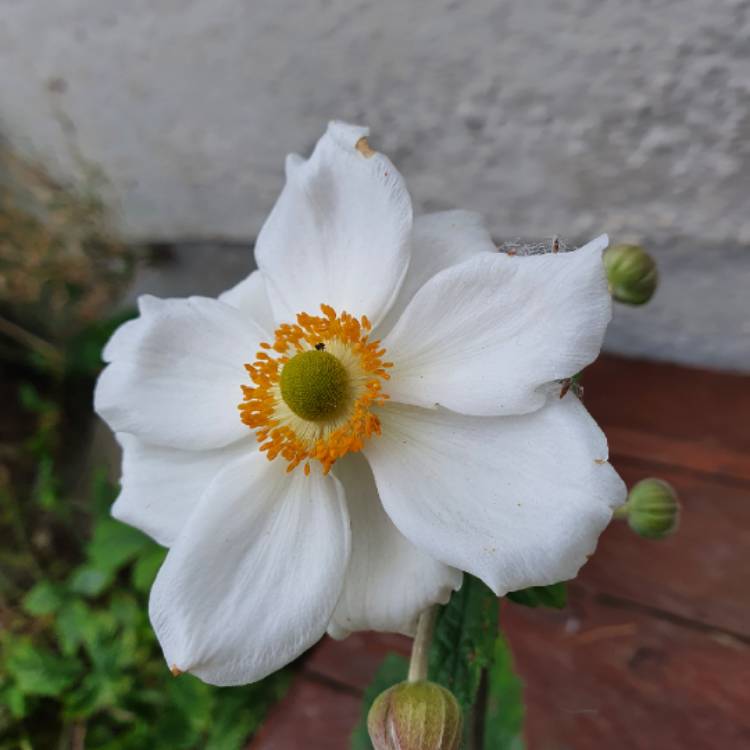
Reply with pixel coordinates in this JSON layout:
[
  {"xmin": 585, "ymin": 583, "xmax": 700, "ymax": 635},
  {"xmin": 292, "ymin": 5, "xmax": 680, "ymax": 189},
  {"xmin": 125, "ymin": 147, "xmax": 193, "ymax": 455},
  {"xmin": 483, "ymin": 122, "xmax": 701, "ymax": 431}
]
[
  {"xmin": 368, "ymin": 680, "xmax": 462, "ymax": 750},
  {"xmin": 622, "ymin": 478, "xmax": 680, "ymax": 539},
  {"xmin": 603, "ymin": 244, "xmax": 658, "ymax": 305}
]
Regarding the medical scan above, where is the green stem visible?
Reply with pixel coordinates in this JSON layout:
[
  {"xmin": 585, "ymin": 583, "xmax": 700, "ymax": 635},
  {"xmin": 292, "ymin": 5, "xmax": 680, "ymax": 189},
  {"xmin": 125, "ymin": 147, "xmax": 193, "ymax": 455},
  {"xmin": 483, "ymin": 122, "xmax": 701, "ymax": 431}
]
[
  {"xmin": 0, "ymin": 315, "xmax": 64, "ymax": 371},
  {"xmin": 613, "ymin": 502, "xmax": 630, "ymax": 521},
  {"xmin": 407, "ymin": 605, "xmax": 438, "ymax": 682}
]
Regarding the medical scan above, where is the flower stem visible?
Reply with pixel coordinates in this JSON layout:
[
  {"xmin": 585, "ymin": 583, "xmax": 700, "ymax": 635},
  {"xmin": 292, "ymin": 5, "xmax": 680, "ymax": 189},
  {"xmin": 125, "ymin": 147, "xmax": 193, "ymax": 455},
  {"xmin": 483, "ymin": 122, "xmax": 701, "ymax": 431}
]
[
  {"xmin": 613, "ymin": 502, "xmax": 630, "ymax": 520},
  {"xmin": 0, "ymin": 314, "xmax": 64, "ymax": 372},
  {"xmin": 407, "ymin": 605, "xmax": 438, "ymax": 682}
]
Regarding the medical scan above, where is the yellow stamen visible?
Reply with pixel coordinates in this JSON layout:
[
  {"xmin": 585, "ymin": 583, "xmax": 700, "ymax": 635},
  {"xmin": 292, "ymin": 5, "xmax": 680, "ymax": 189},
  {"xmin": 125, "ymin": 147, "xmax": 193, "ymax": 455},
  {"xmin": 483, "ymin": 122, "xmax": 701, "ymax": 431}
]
[
  {"xmin": 279, "ymin": 349, "xmax": 350, "ymax": 421},
  {"xmin": 239, "ymin": 305, "xmax": 392, "ymax": 474}
]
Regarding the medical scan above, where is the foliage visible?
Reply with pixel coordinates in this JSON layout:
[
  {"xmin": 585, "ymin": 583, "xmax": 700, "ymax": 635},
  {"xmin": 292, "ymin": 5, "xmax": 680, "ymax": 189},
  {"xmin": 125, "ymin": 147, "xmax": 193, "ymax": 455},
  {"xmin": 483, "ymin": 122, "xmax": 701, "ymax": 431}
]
[
  {"xmin": 482, "ymin": 633, "xmax": 525, "ymax": 750},
  {"xmin": 428, "ymin": 576, "xmax": 498, "ymax": 716},
  {"xmin": 0, "ymin": 311, "xmax": 289, "ymax": 749},
  {"xmin": 506, "ymin": 583, "xmax": 567, "ymax": 610},
  {"xmin": 353, "ymin": 578, "xmax": 570, "ymax": 749}
]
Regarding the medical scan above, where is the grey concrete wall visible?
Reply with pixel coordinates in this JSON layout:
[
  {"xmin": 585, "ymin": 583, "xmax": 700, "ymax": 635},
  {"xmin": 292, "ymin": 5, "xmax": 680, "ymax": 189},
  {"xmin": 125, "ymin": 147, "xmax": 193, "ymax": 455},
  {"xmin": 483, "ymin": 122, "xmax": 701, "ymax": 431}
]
[
  {"xmin": 1, "ymin": 0, "xmax": 749, "ymax": 369},
  {"xmin": 126, "ymin": 240, "xmax": 750, "ymax": 374}
]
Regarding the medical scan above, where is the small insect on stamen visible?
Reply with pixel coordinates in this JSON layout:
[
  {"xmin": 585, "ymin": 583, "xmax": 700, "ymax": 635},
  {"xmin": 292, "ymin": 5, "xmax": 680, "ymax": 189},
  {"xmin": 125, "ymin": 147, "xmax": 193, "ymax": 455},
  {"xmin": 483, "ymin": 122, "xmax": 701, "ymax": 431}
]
[{"xmin": 315, "ymin": 342, "xmax": 326, "ymax": 351}]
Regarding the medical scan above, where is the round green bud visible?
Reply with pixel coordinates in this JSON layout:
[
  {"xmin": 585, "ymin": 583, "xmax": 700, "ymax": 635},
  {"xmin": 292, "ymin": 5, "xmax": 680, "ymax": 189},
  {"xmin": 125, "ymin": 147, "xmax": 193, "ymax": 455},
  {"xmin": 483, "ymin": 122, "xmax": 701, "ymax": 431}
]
[
  {"xmin": 603, "ymin": 244, "xmax": 658, "ymax": 305},
  {"xmin": 367, "ymin": 680, "xmax": 462, "ymax": 750},
  {"xmin": 624, "ymin": 478, "xmax": 680, "ymax": 539},
  {"xmin": 279, "ymin": 349, "xmax": 350, "ymax": 421}
]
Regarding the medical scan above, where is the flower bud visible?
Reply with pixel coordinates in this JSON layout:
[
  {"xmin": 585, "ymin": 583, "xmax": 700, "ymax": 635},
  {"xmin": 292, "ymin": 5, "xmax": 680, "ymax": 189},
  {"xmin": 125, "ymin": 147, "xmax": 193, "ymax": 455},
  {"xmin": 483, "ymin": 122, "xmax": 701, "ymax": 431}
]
[
  {"xmin": 603, "ymin": 244, "xmax": 658, "ymax": 305},
  {"xmin": 367, "ymin": 680, "xmax": 462, "ymax": 750},
  {"xmin": 623, "ymin": 478, "xmax": 680, "ymax": 539}
]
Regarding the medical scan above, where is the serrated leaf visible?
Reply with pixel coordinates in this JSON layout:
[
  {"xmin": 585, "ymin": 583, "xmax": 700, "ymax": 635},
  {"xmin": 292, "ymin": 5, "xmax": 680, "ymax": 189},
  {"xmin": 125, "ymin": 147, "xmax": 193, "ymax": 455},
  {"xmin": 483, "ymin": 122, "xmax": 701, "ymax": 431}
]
[
  {"xmin": 22, "ymin": 580, "xmax": 65, "ymax": 616},
  {"xmin": 351, "ymin": 653, "xmax": 409, "ymax": 750},
  {"xmin": 506, "ymin": 582, "xmax": 567, "ymax": 609},
  {"xmin": 86, "ymin": 518, "xmax": 150, "ymax": 574},
  {"xmin": 483, "ymin": 632, "xmax": 525, "ymax": 750},
  {"xmin": 109, "ymin": 591, "xmax": 141, "ymax": 629},
  {"xmin": 167, "ymin": 674, "xmax": 213, "ymax": 734},
  {"xmin": 68, "ymin": 565, "xmax": 113, "ymax": 597},
  {"xmin": 428, "ymin": 575, "xmax": 498, "ymax": 715},
  {"xmin": 80, "ymin": 610, "xmax": 120, "ymax": 668},
  {"xmin": 55, "ymin": 599, "xmax": 92, "ymax": 655},
  {"xmin": 205, "ymin": 671, "xmax": 291, "ymax": 750},
  {"xmin": 66, "ymin": 668, "xmax": 134, "ymax": 719},
  {"xmin": 85, "ymin": 631, "xmax": 125, "ymax": 674},
  {"xmin": 151, "ymin": 703, "xmax": 202, "ymax": 749},
  {"xmin": 6, "ymin": 641, "xmax": 81, "ymax": 697},
  {"xmin": 205, "ymin": 711, "xmax": 254, "ymax": 750}
]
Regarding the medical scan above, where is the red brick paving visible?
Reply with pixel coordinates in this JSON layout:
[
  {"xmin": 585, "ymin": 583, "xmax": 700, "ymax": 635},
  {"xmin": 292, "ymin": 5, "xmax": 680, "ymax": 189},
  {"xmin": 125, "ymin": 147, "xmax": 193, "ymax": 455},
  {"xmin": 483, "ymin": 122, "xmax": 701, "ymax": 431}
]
[{"xmin": 248, "ymin": 355, "xmax": 750, "ymax": 749}]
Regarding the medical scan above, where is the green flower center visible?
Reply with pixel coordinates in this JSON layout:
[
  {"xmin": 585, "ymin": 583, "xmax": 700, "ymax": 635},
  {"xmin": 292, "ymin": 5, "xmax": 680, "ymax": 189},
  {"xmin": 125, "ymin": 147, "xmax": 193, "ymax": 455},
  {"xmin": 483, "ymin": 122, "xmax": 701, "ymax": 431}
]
[{"xmin": 279, "ymin": 349, "xmax": 350, "ymax": 422}]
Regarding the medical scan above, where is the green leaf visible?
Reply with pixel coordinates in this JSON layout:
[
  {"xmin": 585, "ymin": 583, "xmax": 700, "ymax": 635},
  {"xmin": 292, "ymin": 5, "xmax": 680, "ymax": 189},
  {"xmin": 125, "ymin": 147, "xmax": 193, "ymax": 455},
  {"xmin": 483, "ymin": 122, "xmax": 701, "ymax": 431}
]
[
  {"xmin": 351, "ymin": 653, "xmax": 409, "ymax": 750},
  {"xmin": 167, "ymin": 674, "xmax": 214, "ymax": 735},
  {"xmin": 483, "ymin": 632, "xmax": 525, "ymax": 750},
  {"xmin": 82, "ymin": 618, "xmax": 125, "ymax": 672},
  {"xmin": 428, "ymin": 575, "xmax": 498, "ymax": 715},
  {"xmin": 18, "ymin": 383, "xmax": 56, "ymax": 414},
  {"xmin": 109, "ymin": 591, "xmax": 142, "ymax": 629},
  {"xmin": 33, "ymin": 455, "xmax": 60, "ymax": 510},
  {"xmin": 86, "ymin": 518, "xmax": 151, "ymax": 574},
  {"xmin": 506, "ymin": 583, "xmax": 567, "ymax": 609},
  {"xmin": 131, "ymin": 545, "xmax": 167, "ymax": 592},
  {"xmin": 204, "ymin": 704, "xmax": 255, "ymax": 750},
  {"xmin": 1, "ymin": 685, "xmax": 27, "ymax": 718},
  {"xmin": 90, "ymin": 469, "xmax": 120, "ymax": 518},
  {"xmin": 64, "ymin": 671, "xmax": 133, "ymax": 719},
  {"xmin": 6, "ymin": 641, "xmax": 81, "ymax": 697},
  {"xmin": 147, "ymin": 688, "xmax": 204, "ymax": 749},
  {"xmin": 68, "ymin": 565, "xmax": 113, "ymax": 597},
  {"xmin": 204, "ymin": 677, "xmax": 289, "ymax": 750},
  {"xmin": 55, "ymin": 599, "xmax": 92, "ymax": 655},
  {"xmin": 22, "ymin": 580, "xmax": 66, "ymax": 616}
]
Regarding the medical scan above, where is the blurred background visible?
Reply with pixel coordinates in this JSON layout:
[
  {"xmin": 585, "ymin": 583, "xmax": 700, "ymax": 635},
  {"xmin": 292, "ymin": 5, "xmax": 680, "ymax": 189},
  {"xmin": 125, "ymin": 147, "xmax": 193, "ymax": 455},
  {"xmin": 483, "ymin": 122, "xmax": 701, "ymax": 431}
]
[{"xmin": 1, "ymin": 1, "xmax": 748, "ymax": 748}]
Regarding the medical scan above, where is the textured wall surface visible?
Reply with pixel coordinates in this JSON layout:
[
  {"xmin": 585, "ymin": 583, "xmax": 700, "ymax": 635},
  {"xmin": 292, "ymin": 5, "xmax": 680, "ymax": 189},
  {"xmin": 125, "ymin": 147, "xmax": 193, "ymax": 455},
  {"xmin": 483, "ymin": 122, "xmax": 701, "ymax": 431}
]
[{"xmin": 1, "ymin": 0, "xmax": 749, "ymax": 368}]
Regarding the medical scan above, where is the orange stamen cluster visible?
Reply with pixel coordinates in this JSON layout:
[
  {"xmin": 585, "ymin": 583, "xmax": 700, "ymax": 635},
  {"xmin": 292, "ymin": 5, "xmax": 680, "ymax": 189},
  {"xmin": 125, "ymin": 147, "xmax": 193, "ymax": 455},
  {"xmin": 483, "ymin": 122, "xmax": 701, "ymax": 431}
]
[{"xmin": 239, "ymin": 304, "xmax": 392, "ymax": 474}]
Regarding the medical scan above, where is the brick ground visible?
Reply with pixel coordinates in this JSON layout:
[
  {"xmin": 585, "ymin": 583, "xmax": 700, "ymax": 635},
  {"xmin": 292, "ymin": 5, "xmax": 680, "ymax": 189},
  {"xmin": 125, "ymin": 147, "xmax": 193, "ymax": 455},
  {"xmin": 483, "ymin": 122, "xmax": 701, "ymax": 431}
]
[{"xmin": 248, "ymin": 355, "xmax": 750, "ymax": 749}]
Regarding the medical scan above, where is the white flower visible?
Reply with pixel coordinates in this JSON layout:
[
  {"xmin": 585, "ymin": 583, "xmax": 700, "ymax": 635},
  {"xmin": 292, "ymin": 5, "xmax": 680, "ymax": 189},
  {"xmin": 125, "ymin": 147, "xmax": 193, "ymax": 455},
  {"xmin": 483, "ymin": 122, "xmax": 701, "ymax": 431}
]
[{"xmin": 94, "ymin": 122, "xmax": 626, "ymax": 687}]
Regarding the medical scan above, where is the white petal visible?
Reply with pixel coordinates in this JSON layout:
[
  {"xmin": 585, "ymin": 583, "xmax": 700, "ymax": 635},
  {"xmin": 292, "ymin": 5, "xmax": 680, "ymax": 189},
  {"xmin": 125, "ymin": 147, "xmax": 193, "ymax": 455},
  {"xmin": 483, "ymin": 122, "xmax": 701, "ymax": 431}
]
[
  {"xmin": 218, "ymin": 270, "xmax": 276, "ymax": 338},
  {"xmin": 328, "ymin": 453, "xmax": 461, "ymax": 639},
  {"xmin": 95, "ymin": 295, "xmax": 264, "ymax": 450},
  {"xmin": 376, "ymin": 210, "xmax": 496, "ymax": 337},
  {"xmin": 383, "ymin": 235, "xmax": 612, "ymax": 416},
  {"xmin": 113, "ymin": 433, "xmax": 256, "ymax": 547},
  {"xmin": 255, "ymin": 121, "xmax": 413, "ymax": 328},
  {"xmin": 364, "ymin": 395, "xmax": 626, "ymax": 595},
  {"xmin": 149, "ymin": 452, "xmax": 350, "ymax": 686}
]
